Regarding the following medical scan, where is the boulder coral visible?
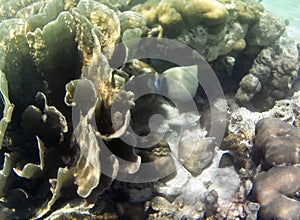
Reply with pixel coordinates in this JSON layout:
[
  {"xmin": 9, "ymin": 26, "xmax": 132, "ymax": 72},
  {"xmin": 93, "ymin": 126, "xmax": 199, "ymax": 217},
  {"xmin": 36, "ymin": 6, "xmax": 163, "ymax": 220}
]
[
  {"xmin": 254, "ymin": 118, "xmax": 300, "ymax": 166},
  {"xmin": 253, "ymin": 117, "xmax": 300, "ymax": 219},
  {"xmin": 132, "ymin": 0, "xmax": 228, "ymax": 37},
  {"xmin": 253, "ymin": 166, "xmax": 300, "ymax": 220}
]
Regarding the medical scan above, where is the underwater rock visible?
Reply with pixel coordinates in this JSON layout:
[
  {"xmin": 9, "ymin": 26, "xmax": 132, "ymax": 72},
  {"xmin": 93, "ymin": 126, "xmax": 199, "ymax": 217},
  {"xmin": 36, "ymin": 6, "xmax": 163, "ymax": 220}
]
[
  {"xmin": 135, "ymin": 140, "xmax": 176, "ymax": 182},
  {"xmin": 116, "ymin": 202, "xmax": 147, "ymax": 220},
  {"xmin": 238, "ymin": 43, "xmax": 300, "ymax": 109},
  {"xmin": 235, "ymin": 73, "xmax": 261, "ymax": 102},
  {"xmin": 154, "ymin": 107, "xmax": 244, "ymax": 218},
  {"xmin": 253, "ymin": 166, "xmax": 300, "ymax": 220},
  {"xmin": 43, "ymin": 203, "xmax": 119, "ymax": 220},
  {"xmin": 222, "ymin": 106, "xmax": 261, "ymax": 171},
  {"xmin": 254, "ymin": 117, "xmax": 300, "ymax": 167},
  {"xmin": 179, "ymin": 130, "xmax": 215, "ymax": 176},
  {"xmin": 149, "ymin": 196, "xmax": 174, "ymax": 218}
]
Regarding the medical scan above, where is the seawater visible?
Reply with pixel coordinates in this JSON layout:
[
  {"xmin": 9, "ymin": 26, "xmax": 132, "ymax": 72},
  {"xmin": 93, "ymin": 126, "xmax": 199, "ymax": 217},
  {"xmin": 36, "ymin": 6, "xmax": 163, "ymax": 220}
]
[{"xmin": 261, "ymin": 0, "xmax": 300, "ymax": 42}]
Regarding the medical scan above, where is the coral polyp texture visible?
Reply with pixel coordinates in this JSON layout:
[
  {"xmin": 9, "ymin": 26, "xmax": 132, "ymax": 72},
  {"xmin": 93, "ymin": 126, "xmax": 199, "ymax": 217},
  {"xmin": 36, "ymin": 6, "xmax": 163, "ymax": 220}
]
[
  {"xmin": 253, "ymin": 118, "xmax": 300, "ymax": 219},
  {"xmin": 0, "ymin": 0, "xmax": 299, "ymax": 219}
]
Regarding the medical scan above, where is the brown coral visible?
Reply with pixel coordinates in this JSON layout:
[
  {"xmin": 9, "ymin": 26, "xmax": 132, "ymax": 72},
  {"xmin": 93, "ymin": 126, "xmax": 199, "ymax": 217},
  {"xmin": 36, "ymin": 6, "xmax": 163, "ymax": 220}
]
[{"xmin": 254, "ymin": 117, "xmax": 300, "ymax": 167}]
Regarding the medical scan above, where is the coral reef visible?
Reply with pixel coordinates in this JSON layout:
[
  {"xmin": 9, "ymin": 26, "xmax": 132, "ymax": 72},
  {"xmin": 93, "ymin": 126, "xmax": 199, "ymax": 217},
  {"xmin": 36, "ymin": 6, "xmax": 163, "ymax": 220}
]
[
  {"xmin": 235, "ymin": 42, "xmax": 300, "ymax": 109},
  {"xmin": 132, "ymin": 0, "xmax": 228, "ymax": 37},
  {"xmin": 119, "ymin": 10, "xmax": 148, "ymax": 34},
  {"xmin": 21, "ymin": 92, "xmax": 68, "ymax": 145},
  {"xmin": 176, "ymin": 0, "xmax": 284, "ymax": 62},
  {"xmin": 223, "ymin": 92, "xmax": 300, "ymax": 171},
  {"xmin": 0, "ymin": 72, "xmax": 13, "ymax": 147},
  {"xmin": 0, "ymin": 0, "xmax": 127, "ymax": 218},
  {"xmin": 252, "ymin": 117, "xmax": 300, "ymax": 219},
  {"xmin": 254, "ymin": 117, "xmax": 300, "ymax": 167},
  {"xmin": 253, "ymin": 166, "xmax": 300, "ymax": 219},
  {"xmin": 223, "ymin": 92, "xmax": 300, "ymax": 219},
  {"xmin": 0, "ymin": 0, "xmax": 298, "ymax": 219},
  {"xmin": 245, "ymin": 7, "xmax": 285, "ymax": 47},
  {"xmin": 235, "ymin": 73, "xmax": 261, "ymax": 103},
  {"xmin": 178, "ymin": 21, "xmax": 248, "ymax": 62}
]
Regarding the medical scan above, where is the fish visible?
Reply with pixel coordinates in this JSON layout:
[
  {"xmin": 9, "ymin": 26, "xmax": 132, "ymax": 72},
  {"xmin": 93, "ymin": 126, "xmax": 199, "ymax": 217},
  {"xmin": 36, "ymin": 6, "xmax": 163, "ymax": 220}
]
[{"xmin": 154, "ymin": 65, "xmax": 198, "ymax": 103}]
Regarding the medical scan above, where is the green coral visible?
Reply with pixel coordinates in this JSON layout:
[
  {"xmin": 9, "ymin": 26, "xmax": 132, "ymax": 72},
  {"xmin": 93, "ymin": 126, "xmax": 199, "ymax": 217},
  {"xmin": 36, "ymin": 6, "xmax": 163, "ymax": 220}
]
[
  {"xmin": 0, "ymin": 0, "xmax": 39, "ymax": 20},
  {"xmin": 0, "ymin": 72, "xmax": 14, "ymax": 148},
  {"xmin": 0, "ymin": 21, "xmax": 36, "ymax": 121},
  {"xmin": 119, "ymin": 11, "xmax": 147, "ymax": 34},
  {"xmin": 25, "ymin": 0, "xmax": 65, "ymax": 32},
  {"xmin": 76, "ymin": 0, "xmax": 120, "ymax": 57},
  {"xmin": 0, "ymin": 0, "xmax": 130, "ymax": 217}
]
